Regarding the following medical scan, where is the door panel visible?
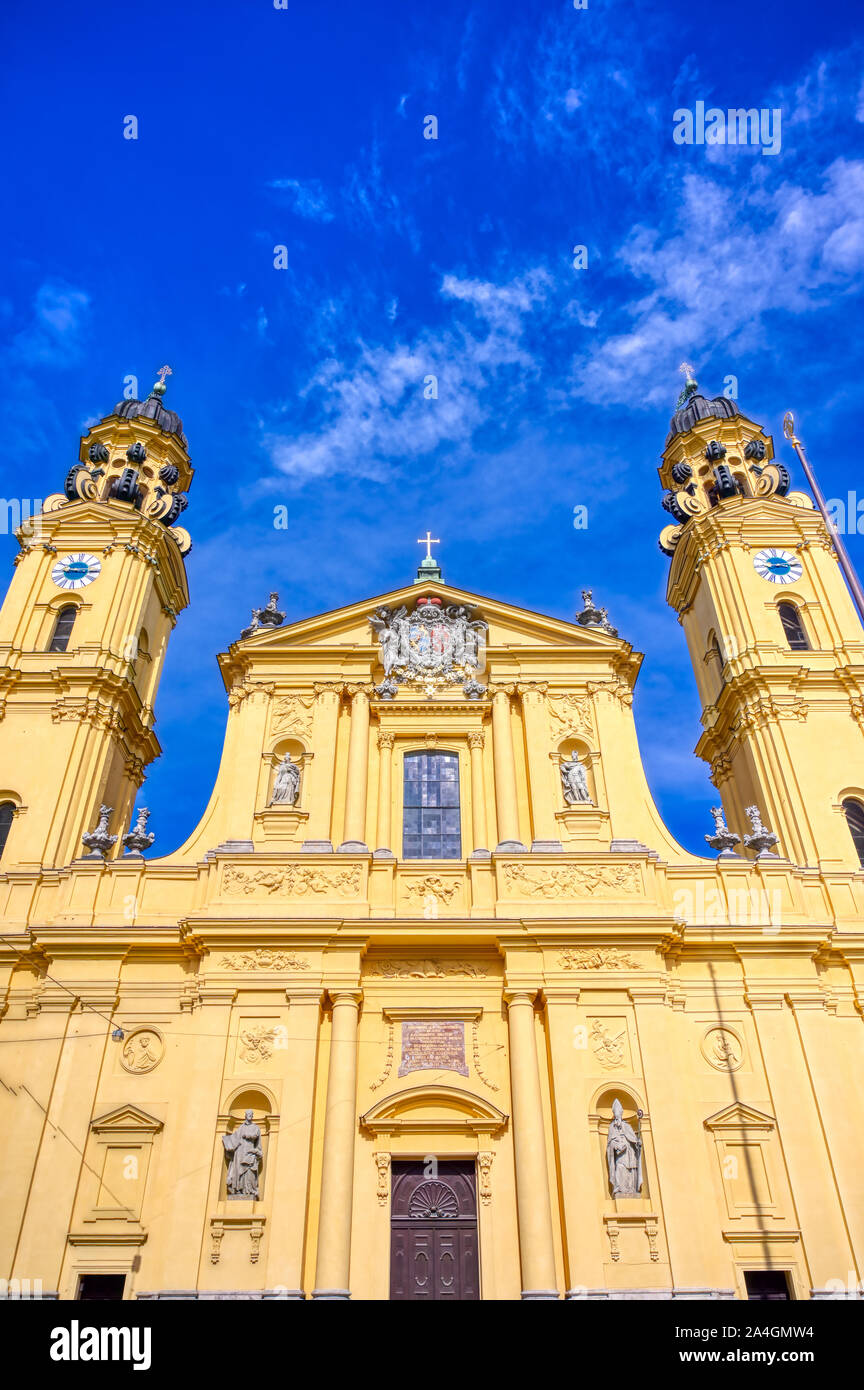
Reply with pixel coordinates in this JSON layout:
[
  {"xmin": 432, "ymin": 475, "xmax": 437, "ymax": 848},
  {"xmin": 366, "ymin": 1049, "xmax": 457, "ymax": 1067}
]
[{"xmin": 390, "ymin": 1161, "xmax": 480, "ymax": 1300}]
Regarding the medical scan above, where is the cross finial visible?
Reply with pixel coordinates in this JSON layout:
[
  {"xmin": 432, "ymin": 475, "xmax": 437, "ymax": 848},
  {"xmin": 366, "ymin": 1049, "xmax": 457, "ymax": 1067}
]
[
  {"xmin": 417, "ymin": 531, "xmax": 441, "ymax": 561},
  {"xmin": 675, "ymin": 362, "xmax": 699, "ymax": 410},
  {"xmin": 151, "ymin": 364, "xmax": 173, "ymax": 397}
]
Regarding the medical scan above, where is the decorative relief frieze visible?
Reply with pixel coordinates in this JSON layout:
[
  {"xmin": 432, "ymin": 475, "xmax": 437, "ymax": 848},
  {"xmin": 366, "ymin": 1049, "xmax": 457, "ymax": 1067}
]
[
  {"xmin": 403, "ymin": 875, "xmax": 461, "ymax": 905},
  {"xmin": 238, "ymin": 1027, "xmax": 277, "ymax": 1064},
  {"xmin": 548, "ymin": 692, "xmax": 594, "ymax": 739},
  {"xmin": 590, "ymin": 1019, "xmax": 627, "ymax": 1068},
  {"xmin": 222, "ymin": 864, "xmax": 362, "ymax": 898},
  {"xmin": 559, "ymin": 947, "xmax": 642, "ymax": 971},
  {"xmin": 368, "ymin": 958, "xmax": 488, "ymax": 980},
  {"xmin": 503, "ymin": 862, "xmax": 641, "ymax": 897},
  {"xmin": 219, "ymin": 948, "xmax": 309, "ymax": 971},
  {"xmin": 270, "ymin": 693, "xmax": 314, "ymax": 741}
]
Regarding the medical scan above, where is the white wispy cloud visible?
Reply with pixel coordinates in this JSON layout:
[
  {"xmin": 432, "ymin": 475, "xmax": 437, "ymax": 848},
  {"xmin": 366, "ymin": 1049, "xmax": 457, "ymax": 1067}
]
[
  {"xmin": 8, "ymin": 282, "xmax": 90, "ymax": 368},
  {"xmin": 260, "ymin": 268, "xmax": 553, "ymax": 482},
  {"xmin": 267, "ymin": 177, "xmax": 334, "ymax": 222},
  {"xmin": 573, "ymin": 157, "xmax": 864, "ymax": 406}
]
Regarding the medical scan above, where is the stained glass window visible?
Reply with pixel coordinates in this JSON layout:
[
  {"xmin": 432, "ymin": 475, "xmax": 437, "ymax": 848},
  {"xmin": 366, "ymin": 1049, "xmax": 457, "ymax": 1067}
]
[{"xmin": 403, "ymin": 752, "xmax": 461, "ymax": 859}]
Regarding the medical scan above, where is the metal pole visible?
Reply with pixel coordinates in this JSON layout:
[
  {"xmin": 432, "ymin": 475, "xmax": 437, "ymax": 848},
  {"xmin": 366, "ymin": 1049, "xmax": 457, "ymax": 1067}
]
[{"xmin": 782, "ymin": 411, "xmax": 864, "ymax": 628}]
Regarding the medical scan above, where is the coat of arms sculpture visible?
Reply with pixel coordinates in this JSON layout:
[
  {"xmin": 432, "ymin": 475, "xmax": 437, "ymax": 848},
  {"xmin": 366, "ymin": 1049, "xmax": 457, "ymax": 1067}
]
[{"xmin": 369, "ymin": 595, "xmax": 488, "ymax": 697}]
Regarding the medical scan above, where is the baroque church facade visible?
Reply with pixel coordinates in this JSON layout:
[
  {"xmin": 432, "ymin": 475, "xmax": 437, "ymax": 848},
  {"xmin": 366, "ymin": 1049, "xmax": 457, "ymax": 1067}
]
[{"xmin": 1, "ymin": 374, "xmax": 863, "ymax": 1302}]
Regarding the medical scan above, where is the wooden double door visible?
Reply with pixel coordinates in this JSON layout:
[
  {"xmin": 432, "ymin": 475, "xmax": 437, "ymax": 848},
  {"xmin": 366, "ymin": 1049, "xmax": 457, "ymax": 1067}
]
[{"xmin": 389, "ymin": 1160, "xmax": 480, "ymax": 1300}]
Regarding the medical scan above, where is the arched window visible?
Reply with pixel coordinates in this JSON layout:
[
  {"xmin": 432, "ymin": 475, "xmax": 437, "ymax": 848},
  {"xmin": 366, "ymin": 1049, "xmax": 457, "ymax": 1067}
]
[
  {"xmin": 842, "ymin": 798, "xmax": 864, "ymax": 866},
  {"xmin": 48, "ymin": 605, "xmax": 77, "ymax": 653},
  {"xmin": 403, "ymin": 752, "xmax": 461, "ymax": 859},
  {"xmin": 0, "ymin": 802, "xmax": 14, "ymax": 860},
  {"xmin": 706, "ymin": 634, "xmax": 725, "ymax": 696},
  {"xmin": 778, "ymin": 602, "xmax": 809, "ymax": 651}
]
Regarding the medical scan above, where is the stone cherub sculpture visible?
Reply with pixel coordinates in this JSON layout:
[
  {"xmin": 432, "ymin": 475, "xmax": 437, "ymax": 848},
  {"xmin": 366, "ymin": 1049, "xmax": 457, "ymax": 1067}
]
[
  {"xmin": 223, "ymin": 1109, "xmax": 263, "ymax": 1199},
  {"xmin": 606, "ymin": 1098, "xmax": 643, "ymax": 1197},
  {"xmin": 270, "ymin": 752, "xmax": 300, "ymax": 806},
  {"xmin": 560, "ymin": 753, "xmax": 591, "ymax": 804}
]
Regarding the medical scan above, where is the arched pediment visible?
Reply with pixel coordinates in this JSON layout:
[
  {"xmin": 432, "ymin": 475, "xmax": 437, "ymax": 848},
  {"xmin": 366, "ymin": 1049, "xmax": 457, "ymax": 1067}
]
[{"xmin": 360, "ymin": 1084, "xmax": 508, "ymax": 1136}]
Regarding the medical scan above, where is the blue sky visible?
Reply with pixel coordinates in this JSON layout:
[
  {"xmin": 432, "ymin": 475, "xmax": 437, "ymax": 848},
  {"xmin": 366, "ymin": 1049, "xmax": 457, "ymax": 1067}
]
[{"xmin": 2, "ymin": 0, "xmax": 863, "ymax": 855}]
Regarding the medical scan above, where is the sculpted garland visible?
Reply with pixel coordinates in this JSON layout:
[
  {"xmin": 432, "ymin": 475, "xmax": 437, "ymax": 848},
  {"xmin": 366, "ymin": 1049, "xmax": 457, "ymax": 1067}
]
[
  {"xmin": 503, "ymin": 862, "xmax": 641, "ymax": 897},
  {"xmin": 222, "ymin": 864, "xmax": 362, "ymax": 897}
]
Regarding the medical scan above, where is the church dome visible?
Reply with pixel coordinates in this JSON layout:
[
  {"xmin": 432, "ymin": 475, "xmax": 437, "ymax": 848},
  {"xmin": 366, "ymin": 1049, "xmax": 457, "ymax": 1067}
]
[
  {"xmin": 666, "ymin": 392, "xmax": 740, "ymax": 445},
  {"xmin": 111, "ymin": 393, "xmax": 188, "ymax": 448}
]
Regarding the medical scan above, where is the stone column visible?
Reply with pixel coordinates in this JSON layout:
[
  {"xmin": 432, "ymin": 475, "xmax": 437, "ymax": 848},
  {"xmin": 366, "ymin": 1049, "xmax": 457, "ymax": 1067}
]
[
  {"xmin": 302, "ymin": 684, "xmax": 341, "ymax": 850},
  {"xmin": 339, "ymin": 687, "xmax": 370, "ymax": 851},
  {"xmin": 467, "ymin": 730, "xmax": 489, "ymax": 855},
  {"xmin": 492, "ymin": 688, "xmax": 526, "ymax": 851},
  {"xmin": 505, "ymin": 990, "xmax": 559, "ymax": 1299},
  {"xmin": 518, "ymin": 684, "xmax": 562, "ymax": 852},
  {"xmin": 313, "ymin": 991, "xmax": 361, "ymax": 1299},
  {"xmin": 375, "ymin": 731, "xmax": 396, "ymax": 856}
]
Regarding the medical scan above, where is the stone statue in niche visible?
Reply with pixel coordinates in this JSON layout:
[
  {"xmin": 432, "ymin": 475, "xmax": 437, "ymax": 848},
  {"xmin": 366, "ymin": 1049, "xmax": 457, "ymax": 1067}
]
[
  {"xmin": 223, "ymin": 1109, "xmax": 263, "ymax": 1199},
  {"xmin": 606, "ymin": 1098, "xmax": 642, "ymax": 1197},
  {"xmin": 560, "ymin": 754, "xmax": 591, "ymax": 804},
  {"xmin": 270, "ymin": 753, "xmax": 300, "ymax": 806}
]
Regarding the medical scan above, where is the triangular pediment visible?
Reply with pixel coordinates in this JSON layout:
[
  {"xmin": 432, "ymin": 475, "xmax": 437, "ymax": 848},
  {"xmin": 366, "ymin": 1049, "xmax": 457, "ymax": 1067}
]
[
  {"xmin": 704, "ymin": 1102, "xmax": 775, "ymax": 1132},
  {"xmin": 223, "ymin": 580, "xmax": 631, "ymax": 660},
  {"xmin": 90, "ymin": 1104, "xmax": 163, "ymax": 1136}
]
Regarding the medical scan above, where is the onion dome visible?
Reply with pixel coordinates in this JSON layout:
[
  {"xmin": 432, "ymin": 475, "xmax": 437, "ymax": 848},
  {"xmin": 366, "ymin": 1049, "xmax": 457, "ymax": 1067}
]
[
  {"xmin": 666, "ymin": 366, "xmax": 740, "ymax": 445},
  {"xmin": 111, "ymin": 367, "xmax": 187, "ymax": 447}
]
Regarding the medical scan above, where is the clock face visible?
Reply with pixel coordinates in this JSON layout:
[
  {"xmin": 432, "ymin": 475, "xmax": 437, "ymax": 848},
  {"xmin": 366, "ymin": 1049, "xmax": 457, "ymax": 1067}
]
[
  {"xmin": 51, "ymin": 553, "xmax": 102, "ymax": 590},
  {"xmin": 753, "ymin": 548, "xmax": 802, "ymax": 585}
]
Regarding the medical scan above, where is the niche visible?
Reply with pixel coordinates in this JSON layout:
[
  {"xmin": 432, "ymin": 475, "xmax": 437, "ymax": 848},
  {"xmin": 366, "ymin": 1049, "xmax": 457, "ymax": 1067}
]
[
  {"xmin": 217, "ymin": 1088, "xmax": 276, "ymax": 1203},
  {"xmin": 591, "ymin": 1089, "xmax": 649, "ymax": 1201},
  {"xmin": 557, "ymin": 738, "xmax": 598, "ymax": 807},
  {"xmin": 264, "ymin": 737, "xmax": 307, "ymax": 809}
]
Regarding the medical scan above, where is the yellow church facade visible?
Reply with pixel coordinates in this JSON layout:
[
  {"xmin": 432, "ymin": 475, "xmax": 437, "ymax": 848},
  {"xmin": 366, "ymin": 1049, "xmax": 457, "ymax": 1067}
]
[{"xmin": 1, "ymin": 375, "xmax": 863, "ymax": 1302}]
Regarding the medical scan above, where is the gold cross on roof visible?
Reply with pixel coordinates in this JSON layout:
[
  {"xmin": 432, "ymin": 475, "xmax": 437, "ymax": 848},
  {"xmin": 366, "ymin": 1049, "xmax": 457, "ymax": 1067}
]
[
  {"xmin": 417, "ymin": 531, "xmax": 441, "ymax": 561},
  {"xmin": 155, "ymin": 365, "xmax": 173, "ymax": 385}
]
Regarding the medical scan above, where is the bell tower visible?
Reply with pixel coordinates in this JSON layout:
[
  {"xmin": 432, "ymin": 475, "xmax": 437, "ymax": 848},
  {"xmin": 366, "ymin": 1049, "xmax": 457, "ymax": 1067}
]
[
  {"xmin": 659, "ymin": 369, "xmax": 864, "ymax": 870},
  {"xmin": 0, "ymin": 370, "xmax": 193, "ymax": 870}
]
